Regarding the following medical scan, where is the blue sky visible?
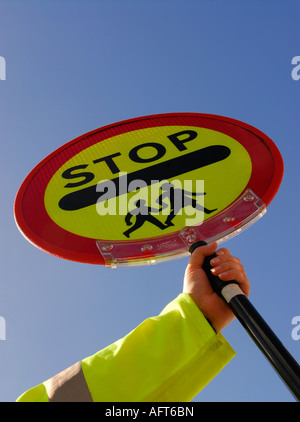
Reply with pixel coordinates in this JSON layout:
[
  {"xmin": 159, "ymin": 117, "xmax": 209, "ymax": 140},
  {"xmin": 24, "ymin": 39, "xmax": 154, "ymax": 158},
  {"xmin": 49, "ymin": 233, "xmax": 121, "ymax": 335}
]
[{"xmin": 0, "ymin": 0, "xmax": 299, "ymax": 402}]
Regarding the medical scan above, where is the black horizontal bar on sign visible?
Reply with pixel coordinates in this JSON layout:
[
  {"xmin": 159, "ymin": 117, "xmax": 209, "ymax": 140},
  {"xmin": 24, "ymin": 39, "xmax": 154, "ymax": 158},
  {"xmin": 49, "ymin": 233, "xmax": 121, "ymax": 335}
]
[{"xmin": 58, "ymin": 145, "xmax": 231, "ymax": 211}]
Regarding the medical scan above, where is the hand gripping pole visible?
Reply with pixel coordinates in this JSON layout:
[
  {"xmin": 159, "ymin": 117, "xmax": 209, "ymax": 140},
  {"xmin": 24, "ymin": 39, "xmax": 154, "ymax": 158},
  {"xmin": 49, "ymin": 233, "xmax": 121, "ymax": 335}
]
[{"xmin": 189, "ymin": 240, "xmax": 300, "ymax": 401}]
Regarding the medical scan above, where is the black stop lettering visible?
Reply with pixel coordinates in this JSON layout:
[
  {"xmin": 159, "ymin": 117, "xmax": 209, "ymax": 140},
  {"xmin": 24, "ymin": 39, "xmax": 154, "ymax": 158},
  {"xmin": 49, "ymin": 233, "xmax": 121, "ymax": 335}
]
[
  {"xmin": 62, "ymin": 165, "xmax": 95, "ymax": 188},
  {"xmin": 167, "ymin": 130, "xmax": 198, "ymax": 151},
  {"xmin": 129, "ymin": 142, "xmax": 166, "ymax": 163}
]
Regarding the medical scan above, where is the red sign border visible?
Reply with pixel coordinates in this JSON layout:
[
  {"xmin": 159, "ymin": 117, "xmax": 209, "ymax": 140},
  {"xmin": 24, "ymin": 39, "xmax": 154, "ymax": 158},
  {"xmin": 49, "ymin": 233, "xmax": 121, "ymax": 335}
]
[{"xmin": 14, "ymin": 113, "xmax": 284, "ymax": 265}]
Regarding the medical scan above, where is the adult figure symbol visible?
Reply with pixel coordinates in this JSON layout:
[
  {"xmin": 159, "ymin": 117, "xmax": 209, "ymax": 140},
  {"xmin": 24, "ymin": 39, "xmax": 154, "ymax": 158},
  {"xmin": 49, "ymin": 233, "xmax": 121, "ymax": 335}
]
[{"xmin": 156, "ymin": 182, "xmax": 217, "ymax": 227}]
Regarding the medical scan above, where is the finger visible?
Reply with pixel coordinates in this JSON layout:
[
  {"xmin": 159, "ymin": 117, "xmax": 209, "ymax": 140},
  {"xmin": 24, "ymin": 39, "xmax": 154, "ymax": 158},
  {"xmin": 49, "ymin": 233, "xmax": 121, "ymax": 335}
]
[
  {"xmin": 216, "ymin": 268, "xmax": 250, "ymax": 297},
  {"xmin": 188, "ymin": 241, "xmax": 218, "ymax": 268},
  {"xmin": 210, "ymin": 260, "xmax": 245, "ymax": 276},
  {"xmin": 210, "ymin": 254, "xmax": 241, "ymax": 268}
]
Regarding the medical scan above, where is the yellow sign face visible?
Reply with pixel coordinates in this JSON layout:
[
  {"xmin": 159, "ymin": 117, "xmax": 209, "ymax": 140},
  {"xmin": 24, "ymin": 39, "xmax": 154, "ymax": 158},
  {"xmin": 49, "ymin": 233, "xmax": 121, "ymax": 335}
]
[{"xmin": 44, "ymin": 125, "xmax": 252, "ymax": 241}]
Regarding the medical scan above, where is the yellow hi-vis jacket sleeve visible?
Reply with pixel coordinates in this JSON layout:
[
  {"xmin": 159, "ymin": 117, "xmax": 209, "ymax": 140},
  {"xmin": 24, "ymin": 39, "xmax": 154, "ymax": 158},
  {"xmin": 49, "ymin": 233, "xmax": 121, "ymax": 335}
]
[{"xmin": 16, "ymin": 293, "xmax": 235, "ymax": 402}]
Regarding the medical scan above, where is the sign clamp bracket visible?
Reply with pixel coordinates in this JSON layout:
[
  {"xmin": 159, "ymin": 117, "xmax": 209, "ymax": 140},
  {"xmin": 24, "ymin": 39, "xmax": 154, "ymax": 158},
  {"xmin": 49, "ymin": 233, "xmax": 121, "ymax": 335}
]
[{"xmin": 96, "ymin": 188, "xmax": 266, "ymax": 268}]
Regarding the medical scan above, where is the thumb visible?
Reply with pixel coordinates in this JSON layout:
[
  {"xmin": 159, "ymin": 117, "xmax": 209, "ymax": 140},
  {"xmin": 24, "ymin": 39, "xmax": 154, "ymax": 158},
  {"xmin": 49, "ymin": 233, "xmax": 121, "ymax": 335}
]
[{"xmin": 188, "ymin": 241, "xmax": 218, "ymax": 268}]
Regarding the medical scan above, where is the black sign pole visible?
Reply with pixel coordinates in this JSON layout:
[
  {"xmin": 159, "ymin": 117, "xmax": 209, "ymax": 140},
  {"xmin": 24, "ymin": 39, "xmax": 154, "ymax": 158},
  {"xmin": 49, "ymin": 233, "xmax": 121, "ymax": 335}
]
[{"xmin": 189, "ymin": 241, "xmax": 300, "ymax": 401}]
